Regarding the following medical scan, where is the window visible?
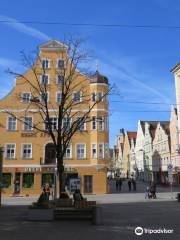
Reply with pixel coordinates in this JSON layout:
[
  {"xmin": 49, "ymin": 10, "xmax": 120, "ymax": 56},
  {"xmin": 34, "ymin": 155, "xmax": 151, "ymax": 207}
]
[
  {"xmin": 73, "ymin": 91, "xmax": 81, "ymax": 103},
  {"xmin": 2, "ymin": 173, "xmax": 11, "ymax": 188},
  {"xmin": 7, "ymin": 117, "xmax": 16, "ymax": 131},
  {"xmin": 23, "ymin": 117, "xmax": 33, "ymax": 131},
  {"xmin": 105, "ymin": 143, "xmax": 109, "ymax": 158},
  {"xmin": 91, "ymin": 144, "xmax": 97, "ymax": 159},
  {"xmin": 91, "ymin": 92, "xmax": 96, "ymax": 102},
  {"xmin": 57, "ymin": 59, "xmax": 64, "ymax": 69},
  {"xmin": 92, "ymin": 116, "xmax": 96, "ymax": 130},
  {"xmin": 64, "ymin": 144, "xmax": 72, "ymax": 159},
  {"xmin": 98, "ymin": 117, "xmax": 104, "ymax": 131},
  {"xmin": 63, "ymin": 117, "xmax": 71, "ymax": 130},
  {"xmin": 57, "ymin": 75, "xmax": 64, "ymax": 84},
  {"xmin": 98, "ymin": 143, "xmax": 104, "ymax": 159},
  {"xmin": 21, "ymin": 93, "xmax": 31, "ymax": 103},
  {"xmin": 40, "ymin": 92, "xmax": 49, "ymax": 103},
  {"xmin": 76, "ymin": 144, "xmax": 86, "ymax": 159},
  {"xmin": 22, "ymin": 173, "xmax": 34, "ymax": 188},
  {"xmin": 97, "ymin": 92, "xmax": 103, "ymax": 102},
  {"xmin": 77, "ymin": 117, "xmax": 86, "ymax": 131},
  {"xmin": 41, "ymin": 75, "xmax": 49, "ymax": 84},
  {"xmin": 56, "ymin": 92, "xmax": 62, "ymax": 103},
  {"xmin": 22, "ymin": 144, "xmax": 32, "ymax": 159},
  {"xmin": 6, "ymin": 144, "xmax": 15, "ymax": 159},
  {"xmin": 45, "ymin": 117, "xmax": 57, "ymax": 131},
  {"xmin": 42, "ymin": 173, "xmax": 54, "ymax": 187},
  {"xmin": 42, "ymin": 59, "xmax": 50, "ymax": 69}
]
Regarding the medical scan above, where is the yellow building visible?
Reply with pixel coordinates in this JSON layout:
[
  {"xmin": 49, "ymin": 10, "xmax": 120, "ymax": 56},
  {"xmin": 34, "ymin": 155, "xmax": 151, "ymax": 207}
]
[{"xmin": 0, "ymin": 40, "xmax": 109, "ymax": 196}]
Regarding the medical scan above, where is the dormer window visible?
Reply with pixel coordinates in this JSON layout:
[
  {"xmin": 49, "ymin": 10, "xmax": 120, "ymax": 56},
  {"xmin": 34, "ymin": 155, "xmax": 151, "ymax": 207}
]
[
  {"xmin": 41, "ymin": 75, "xmax": 49, "ymax": 85},
  {"xmin": 21, "ymin": 93, "xmax": 31, "ymax": 103},
  {"xmin": 57, "ymin": 59, "xmax": 64, "ymax": 69},
  {"xmin": 42, "ymin": 59, "xmax": 50, "ymax": 69}
]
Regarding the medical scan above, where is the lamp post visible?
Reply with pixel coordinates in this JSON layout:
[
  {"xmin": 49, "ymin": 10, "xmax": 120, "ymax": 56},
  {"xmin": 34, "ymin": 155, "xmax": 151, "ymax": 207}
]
[{"xmin": 0, "ymin": 147, "xmax": 4, "ymax": 207}]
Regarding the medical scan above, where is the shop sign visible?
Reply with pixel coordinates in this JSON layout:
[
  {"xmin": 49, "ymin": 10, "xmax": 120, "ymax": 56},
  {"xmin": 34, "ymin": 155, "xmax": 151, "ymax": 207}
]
[{"xmin": 25, "ymin": 167, "xmax": 41, "ymax": 173}]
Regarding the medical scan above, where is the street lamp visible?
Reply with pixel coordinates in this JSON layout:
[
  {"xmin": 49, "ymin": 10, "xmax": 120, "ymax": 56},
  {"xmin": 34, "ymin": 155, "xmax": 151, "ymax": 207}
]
[{"xmin": 0, "ymin": 147, "xmax": 4, "ymax": 207}]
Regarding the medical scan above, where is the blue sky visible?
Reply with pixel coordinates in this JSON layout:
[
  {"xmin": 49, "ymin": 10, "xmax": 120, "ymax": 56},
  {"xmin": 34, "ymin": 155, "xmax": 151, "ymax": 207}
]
[{"xmin": 0, "ymin": 0, "xmax": 180, "ymax": 147}]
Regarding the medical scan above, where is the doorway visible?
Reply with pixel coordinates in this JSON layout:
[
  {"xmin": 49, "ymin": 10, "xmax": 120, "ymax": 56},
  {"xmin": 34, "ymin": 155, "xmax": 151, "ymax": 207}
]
[{"xmin": 84, "ymin": 175, "xmax": 93, "ymax": 193}]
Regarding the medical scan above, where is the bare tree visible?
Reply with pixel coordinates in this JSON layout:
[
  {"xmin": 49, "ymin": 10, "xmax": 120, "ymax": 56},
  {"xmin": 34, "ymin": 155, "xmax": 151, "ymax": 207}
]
[{"xmin": 5, "ymin": 36, "xmax": 111, "ymax": 198}]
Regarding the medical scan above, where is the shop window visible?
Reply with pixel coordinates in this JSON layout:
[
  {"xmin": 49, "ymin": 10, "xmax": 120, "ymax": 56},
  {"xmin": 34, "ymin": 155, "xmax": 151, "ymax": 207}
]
[
  {"xmin": 2, "ymin": 173, "xmax": 11, "ymax": 188},
  {"xmin": 42, "ymin": 173, "xmax": 54, "ymax": 187},
  {"xmin": 22, "ymin": 173, "xmax": 34, "ymax": 188}
]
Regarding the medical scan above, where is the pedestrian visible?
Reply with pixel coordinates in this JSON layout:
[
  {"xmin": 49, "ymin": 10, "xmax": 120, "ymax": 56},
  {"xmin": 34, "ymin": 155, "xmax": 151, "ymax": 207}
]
[
  {"xmin": 132, "ymin": 179, "xmax": 136, "ymax": 191},
  {"xmin": 150, "ymin": 182, "xmax": 156, "ymax": 199},
  {"xmin": 128, "ymin": 179, "xmax": 131, "ymax": 191},
  {"xmin": 116, "ymin": 178, "xmax": 119, "ymax": 191},
  {"xmin": 145, "ymin": 186, "xmax": 150, "ymax": 199},
  {"xmin": 118, "ymin": 178, "xmax": 122, "ymax": 191}
]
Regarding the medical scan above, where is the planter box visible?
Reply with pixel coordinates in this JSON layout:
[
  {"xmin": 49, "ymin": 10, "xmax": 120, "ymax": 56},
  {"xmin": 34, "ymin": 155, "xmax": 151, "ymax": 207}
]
[{"xmin": 28, "ymin": 208, "xmax": 54, "ymax": 221}]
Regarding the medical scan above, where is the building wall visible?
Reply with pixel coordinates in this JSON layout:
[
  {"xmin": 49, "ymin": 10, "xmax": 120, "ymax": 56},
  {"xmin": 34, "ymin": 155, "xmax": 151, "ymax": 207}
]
[{"xmin": 0, "ymin": 40, "xmax": 109, "ymax": 196}]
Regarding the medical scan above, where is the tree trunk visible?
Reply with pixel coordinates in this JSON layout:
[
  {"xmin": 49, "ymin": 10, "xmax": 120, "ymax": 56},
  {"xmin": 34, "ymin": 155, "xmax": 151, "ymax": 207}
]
[{"xmin": 57, "ymin": 156, "xmax": 64, "ymax": 198}]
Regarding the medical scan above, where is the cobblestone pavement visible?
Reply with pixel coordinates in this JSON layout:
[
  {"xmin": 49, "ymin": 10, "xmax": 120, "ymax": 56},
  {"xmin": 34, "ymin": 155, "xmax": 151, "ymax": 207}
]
[{"xmin": 0, "ymin": 201, "xmax": 180, "ymax": 240}]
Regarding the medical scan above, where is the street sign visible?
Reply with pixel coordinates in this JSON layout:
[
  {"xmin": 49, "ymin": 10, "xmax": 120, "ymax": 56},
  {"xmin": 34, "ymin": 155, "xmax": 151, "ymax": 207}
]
[{"xmin": 167, "ymin": 164, "xmax": 173, "ymax": 172}]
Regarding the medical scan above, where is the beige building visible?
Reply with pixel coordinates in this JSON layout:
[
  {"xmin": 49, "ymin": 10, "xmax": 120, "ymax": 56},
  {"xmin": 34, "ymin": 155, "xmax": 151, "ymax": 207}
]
[
  {"xmin": 152, "ymin": 122, "xmax": 171, "ymax": 184},
  {"xmin": 0, "ymin": 40, "xmax": 109, "ymax": 196}
]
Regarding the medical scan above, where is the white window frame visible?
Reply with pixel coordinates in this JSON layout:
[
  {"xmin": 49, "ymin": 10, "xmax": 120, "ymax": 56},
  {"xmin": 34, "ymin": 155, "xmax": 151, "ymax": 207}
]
[
  {"xmin": 77, "ymin": 117, "xmax": 86, "ymax": 131},
  {"xmin": 76, "ymin": 143, "xmax": 86, "ymax": 160},
  {"xmin": 56, "ymin": 92, "xmax": 62, "ymax": 103},
  {"xmin": 64, "ymin": 144, "xmax": 72, "ymax": 159},
  {"xmin": 98, "ymin": 143, "xmax": 104, "ymax": 159},
  {"xmin": 97, "ymin": 92, "xmax": 103, "ymax": 102},
  {"xmin": 40, "ymin": 74, "xmax": 50, "ymax": 85},
  {"xmin": 63, "ymin": 117, "xmax": 71, "ymax": 130},
  {"xmin": 40, "ymin": 92, "xmax": 49, "ymax": 103},
  {"xmin": 73, "ymin": 91, "xmax": 82, "ymax": 103},
  {"xmin": 7, "ymin": 116, "xmax": 17, "ymax": 131},
  {"xmin": 21, "ymin": 92, "xmax": 31, "ymax": 103},
  {"xmin": 91, "ymin": 143, "xmax": 97, "ymax": 159},
  {"xmin": 98, "ymin": 116, "xmax": 104, "ymax": 131},
  {"xmin": 91, "ymin": 116, "xmax": 97, "ymax": 130},
  {"xmin": 57, "ymin": 58, "xmax": 65, "ymax": 69},
  {"xmin": 23, "ymin": 116, "xmax": 33, "ymax": 131},
  {"xmin": 22, "ymin": 143, "xmax": 32, "ymax": 159},
  {"xmin": 5, "ymin": 143, "xmax": 16, "ymax": 159},
  {"xmin": 41, "ymin": 58, "xmax": 50, "ymax": 69},
  {"xmin": 91, "ymin": 92, "xmax": 96, "ymax": 102},
  {"xmin": 44, "ymin": 117, "xmax": 58, "ymax": 131},
  {"xmin": 56, "ymin": 75, "xmax": 64, "ymax": 84}
]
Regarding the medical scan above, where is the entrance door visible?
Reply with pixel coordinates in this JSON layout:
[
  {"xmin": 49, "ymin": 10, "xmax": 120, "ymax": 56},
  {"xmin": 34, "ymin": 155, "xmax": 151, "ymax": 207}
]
[
  {"xmin": 14, "ymin": 173, "xmax": 20, "ymax": 194},
  {"xmin": 84, "ymin": 175, "xmax": 93, "ymax": 193},
  {"xmin": 45, "ymin": 143, "xmax": 56, "ymax": 164}
]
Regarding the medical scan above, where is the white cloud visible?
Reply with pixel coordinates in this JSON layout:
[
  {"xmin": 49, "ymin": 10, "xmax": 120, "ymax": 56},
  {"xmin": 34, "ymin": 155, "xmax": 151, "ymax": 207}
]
[{"xmin": 0, "ymin": 14, "xmax": 50, "ymax": 41}]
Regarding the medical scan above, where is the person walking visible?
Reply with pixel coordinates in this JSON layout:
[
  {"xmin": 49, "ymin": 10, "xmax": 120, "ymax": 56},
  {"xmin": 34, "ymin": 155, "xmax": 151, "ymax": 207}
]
[
  {"xmin": 128, "ymin": 179, "xmax": 131, "ymax": 191},
  {"xmin": 118, "ymin": 178, "xmax": 122, "ymax": 191},
  {"xmin": 132, "ymin": 179, "xmax": 136, "ymax": 191},
  {"xmin": 150, "ymin": 182, "xmax": 156, "ymax": 199},
  {"xmin": 145, "ymin": 186, "xmax": 150, "ymax": 199},
  {"xmin": 116, "ymin": 178, "xmax": 119, "ymax": 191}
]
